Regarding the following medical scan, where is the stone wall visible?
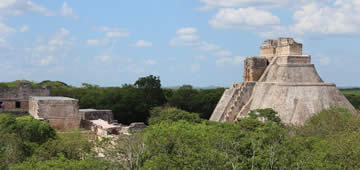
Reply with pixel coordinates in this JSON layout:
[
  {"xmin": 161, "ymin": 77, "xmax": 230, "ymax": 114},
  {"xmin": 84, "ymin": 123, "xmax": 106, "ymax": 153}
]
[
  {"xmin": 243, "ymin": 57, "xmax": 269, "ymax": 82},
  {"xmin": 0, "ymin": 83, "xmax": 49, "ymax": 113},
  {"xmin": 29, "ymin": 96, "xmax": 80, "ymax": 130},
  {"xmin": 79, "ymin": 109, "xmax": 113, "ymax": 123}
]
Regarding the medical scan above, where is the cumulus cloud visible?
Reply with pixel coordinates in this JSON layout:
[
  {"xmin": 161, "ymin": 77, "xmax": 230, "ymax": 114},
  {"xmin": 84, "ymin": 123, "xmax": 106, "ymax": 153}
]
[
  {"xmin": 106, "ymin": 31, "xmax": 129, "ymax": 38},
  {"xmin": 169, "ymin": 27, "xmax": 219, "ymax": 51},
  {"xmin": 176, "ymin": 27, "xmax": 197, "ymax": 34},
  {"xmin": 234, "ymin": 56, "xmax": 245, "ymax": 64},
  {"xmin": 206, "ymin": 0, "xmax": 360, "ymax": 36},
  {"xmin": 209, "ymin": 7, "xmax": 281, "ymax": 29},
  {"xmin": 216, "ymin": 57, "xmax": 233, "ymax": 67},
  {"xmin": 291, "ymin": 1, "xmax": 360, "ymax": 35},
  {"xmin": 214, "ymin": 50, "xmax": 232, "ymax": 57},
  {"xmin": 60, "ymin": 2, "xmax": 78, "ymax": 19},
  {"xmin": 0, "ymin": 0, "xmax": 55, "ymax": 16},
  {"xmin": 216, "ymin": 56, "xmax": 244, "ymax": 67},
  {"xmin": 19, "ymin": 25, "xmax": 29, "ymax": 32},
  {"xmin": 94, "ymin": 26, "xmax": 130, "ymax": 38},
  {"xmin": 199, "ymin": 0, "xmax": 289, "ymax": 10},
  {"xmin": 0, "ymin": 22, "xmax": 16, "ymax": 35},
  {"xmin": 135, "ymin": 40, "xmax": 152, "ymax": 47},
  {"xmin": 0, "ymin": 22, "xmax": 16, "ymax": 48},
  {"xmin": 25, "ymin": 28, "xmax": 75, "ymax": 66}
]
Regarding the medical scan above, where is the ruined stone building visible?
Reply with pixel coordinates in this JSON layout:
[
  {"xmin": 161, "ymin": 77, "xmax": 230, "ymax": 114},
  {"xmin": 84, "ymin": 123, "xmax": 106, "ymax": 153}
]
[
  {"xmin": 210, "ymin": 38, "xmax": 356, "ymax": 125},
  {"xmin": 0, "ymin": 82, "xmax": 50, "ymax": 113},
  {"xmin": 0, "ymin": 82, "xmax": 146, "ymax": 133},
  {"xmin": 29, "ymin": 96, "xmax": 81, "ymax": 129},
  {"xmin": 80, "ymin": 109, "xmax": 146, "ymax": 136},
  {"xmin": 80, "ymin": 109, "xmax": 114, "ymax": 123}
]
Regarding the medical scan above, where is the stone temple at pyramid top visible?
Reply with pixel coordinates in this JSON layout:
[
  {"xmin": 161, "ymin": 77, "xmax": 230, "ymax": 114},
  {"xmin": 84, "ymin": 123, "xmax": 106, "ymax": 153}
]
[{"xmin": 260, "ymin": 37, "xmax": 303, "ymax": 57}]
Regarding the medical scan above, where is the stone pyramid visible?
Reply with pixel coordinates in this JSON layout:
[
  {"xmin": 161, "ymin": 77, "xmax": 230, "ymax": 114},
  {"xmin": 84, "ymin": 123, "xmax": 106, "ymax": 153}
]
[{"xmin": 210, "ymin": 38, "xmax": 356, "ymax": 125}]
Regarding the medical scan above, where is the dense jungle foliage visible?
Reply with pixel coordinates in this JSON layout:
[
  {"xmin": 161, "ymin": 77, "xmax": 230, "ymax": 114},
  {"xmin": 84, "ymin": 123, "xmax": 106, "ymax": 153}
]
[
  {"xmin": 341, "ymin": 88, "xmax": 360, "ymax": 110},
  {"xmin": 2, "ymin": 107, "xmax": 360, "ymax": 169},
  {"xmin": 0, "ymin": 77, "xmax": 360, "ymax": 169}
]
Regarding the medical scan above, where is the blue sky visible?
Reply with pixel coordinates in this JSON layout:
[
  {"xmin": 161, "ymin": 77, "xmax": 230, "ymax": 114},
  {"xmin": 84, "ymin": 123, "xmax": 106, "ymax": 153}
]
[{"xmin": 0, "ymin": 0, "xmax": 359, "ymax": 87}]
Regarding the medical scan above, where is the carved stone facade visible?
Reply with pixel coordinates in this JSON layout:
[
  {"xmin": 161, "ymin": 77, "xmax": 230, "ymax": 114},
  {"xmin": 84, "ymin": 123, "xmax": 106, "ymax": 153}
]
[
  {"xmin": 0, "ymin": 82, "xmax": 50, "ymax": 113},
  {"xmin": 210, "ymin": 37, "xmax": 356, "ymax": 125},
  {"xmin": 260, "ymin": 37, "xmax": 302, "ymax": 57},
  {"xmin": 244, "ymin": 57, "xmax": 268, "ymax": 82}
]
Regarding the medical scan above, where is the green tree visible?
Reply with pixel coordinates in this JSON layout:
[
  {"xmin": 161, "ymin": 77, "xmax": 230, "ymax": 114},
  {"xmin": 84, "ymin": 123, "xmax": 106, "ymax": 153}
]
[
  {"xmin": 248, "ymin": 108, "xmax": 282, "ymax": 124},
  {"xmin": 148, "ymin": 106, "xmax": 202, "ymax": 125},
  {"xmin": 10, "ymin": 155, "xmax": 112, "ymax": 170},
  {"xmin": 33, "ymin": 130, "xmax": 93, "ymax": 161}
]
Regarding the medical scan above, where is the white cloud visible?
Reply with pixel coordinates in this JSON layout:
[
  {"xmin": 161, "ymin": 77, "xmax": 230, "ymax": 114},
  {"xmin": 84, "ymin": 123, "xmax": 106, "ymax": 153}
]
[
  {"xmin": 19, "ymin": 25, "xmax": 29, "ymax": 32},
  {"xmin": 177, "ymin": 27, "xmax": 197, "ymax": 34},
  {"xmin": 0, "ymin": 0, "xmax": 17, "ymax": 9},
  {"xmin": 40, "ymin": 56, "xmax": 54, "ymax": 65},
  {"xmin": 0, "ymin": 0, "xmax": 55, "ymax": 16},
  {"xmin": 216, "ymin": 56, "xmax": 244, "ymax": 67},
  {"xmin": 170, "ymin": 27, "xmax": 220, "ymax": 51},
  {"xmin": 144, "ymin": 59, "xmax": 156, "ymax": 65},
  {"xmin": 46, "ymin": 28, "xmax": 71, "ymax": 47},
  {"xmin": 93, "ymin": 26, "xmax": 130, "ymax": 38},
  {"xmin": 87, "ymin": 39, "xmax": 99, "ymax": 46},
  {"xmin": 199, "ymin": 0, "xmax": 289, "ymax": 10},
  {"xmin": 190, "ymin": 64, "xmax": 201, "ymax": 72},
  {"xmin": 234, "ymin": 56, "xmax": 245, "ymax": 64},
  {"xmin": 209, "ymin": 7, "xmax": 281, "ymax": 29},
  {"xmin": 135, "ymin": 40, "xmax": 152, "ymax": 47},
  {"xmin": 27, "ymin": 28, "xmax": 75, "ymax": 66},
  {"xmin": 291, "ymin": 1, "xmax": 360, "ymax": 35},
  {"xmin": 197, "ymin": 41, "xmax": 219, "ymax": 51},
  {"xmin": 106, "ymin": 31, "xmax": 129, "ymax": 38},
  {"xmin": 60, "ymin": 2, "xmax": 78, "ymax": 19},
  {"xmin": 0, "ymin": 22, "xmax": 16, "ymax": 48},
  {"xmin": 95, "ymin": 55, "xmax": 110, "ymax": 62},
  {"xmin": 0, "ymin": 23, "xmax": 16, "ymax": 35},
  {"xmin": 214, "ymin": 50, "xmax": 232, "ymax": 57},
  {"xmin": 0, "ymin": 37, "xmax": 10, "ymax": 48},
  {"xmin": 216, "ymin": 57, "xmax": 233, "ymax": 67}
]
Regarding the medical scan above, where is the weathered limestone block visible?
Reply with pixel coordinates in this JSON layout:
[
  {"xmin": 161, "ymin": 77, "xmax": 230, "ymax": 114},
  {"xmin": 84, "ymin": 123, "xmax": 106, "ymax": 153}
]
[
  {"xmin": 260, "ymin": 37, "xmax": 302, "ymax": 57},
  {"xmin": 237, "ymin": 83, "xmax": 356, "ymax": 125},
  {"xmin": 210, "ymin": 82, "xmax": 255, "ymax": 122},
  {"xmin": 0, "ymin": 82, "xmax": 49, "ymax": 113},
  {"xmin": 29, "ymin": 96, "xmax": 80, "ymax": 130},
  {"xmin": 244, "ymin": 57, "xmax": 269, "ymax": 82}
]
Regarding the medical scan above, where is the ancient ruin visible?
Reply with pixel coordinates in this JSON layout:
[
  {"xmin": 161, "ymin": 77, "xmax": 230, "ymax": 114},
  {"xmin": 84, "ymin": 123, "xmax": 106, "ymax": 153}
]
[
  {"xmin": 0, "ymin": 82, "xmax": 50, "ymax": 113},
  {"xmin": 29, "ymin": 96, "xmax": 81, "ymax": 129},
  {"xmin": 80, "ymin": 109, "xmax": 114, "ymax": 123},
  {"xmin": 210, "ymin": 38, "xmax": 356, "ymax": 125}
]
